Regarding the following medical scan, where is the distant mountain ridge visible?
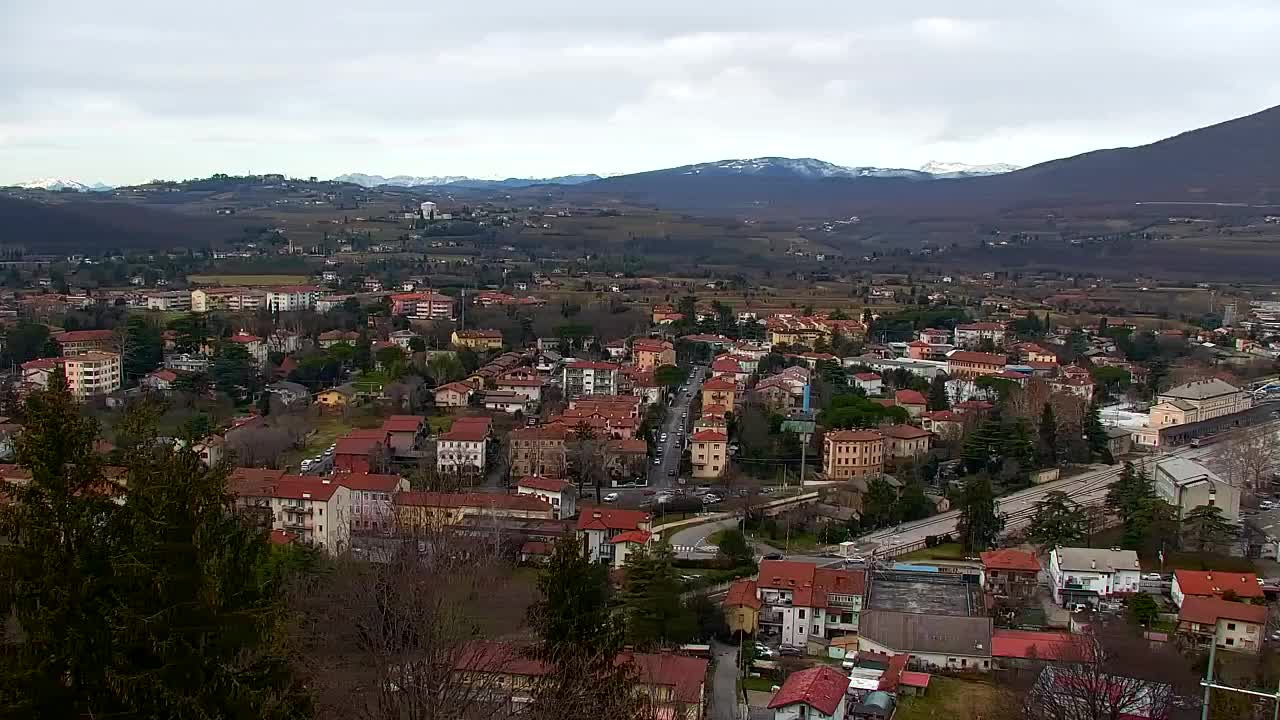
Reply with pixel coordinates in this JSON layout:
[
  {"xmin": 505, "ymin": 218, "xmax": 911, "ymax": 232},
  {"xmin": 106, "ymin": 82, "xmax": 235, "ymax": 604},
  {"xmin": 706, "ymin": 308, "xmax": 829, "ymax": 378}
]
[
  {"xmin": 334, "ymin": 173, "xmax": 602, "ymax": 189},
  {"xmin": 10, "ymin": 178, "xmax": 113, "ymax": 192},
  {"xmin": 636, "ymin": 157, "xmax": 1018, "ymax": 181}
]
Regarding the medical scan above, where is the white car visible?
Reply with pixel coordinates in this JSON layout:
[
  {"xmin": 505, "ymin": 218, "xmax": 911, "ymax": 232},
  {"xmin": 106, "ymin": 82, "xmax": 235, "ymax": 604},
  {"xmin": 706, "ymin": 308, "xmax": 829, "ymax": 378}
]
[
  {"xmin": 603, "ymin": 493, "xmax": 620, "ymax": 503},
  {"xmin": 1143, "ymin": 573, "xmax": 1163, "ymax": 581},
  {"xmin": 653, "ymin": 457, "xmax": 662, "ymax": 465}
]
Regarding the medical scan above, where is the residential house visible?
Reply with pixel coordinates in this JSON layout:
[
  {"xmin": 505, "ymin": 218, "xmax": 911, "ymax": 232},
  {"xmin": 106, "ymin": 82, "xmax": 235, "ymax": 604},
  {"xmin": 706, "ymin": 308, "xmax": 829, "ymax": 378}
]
[
  {"xmin": 604, "ymin": 438, "xmax": 649, "ymax": 483},
  {"xmin": 919, "ymin": 328, "xmax": 951, "ymax": 345},
  {"xmin": 265, "ymin": 380, "xmax": 310, "ymax": 407},
  {"xmin": 892, "ymin": 389, "xmax": 927, "ymax": 418},
  {"xmin": 1030, "ymin": 666, "xmax": 1171, "ymax": 720},
  {"xmin": 21, "ymin": 357, "xmax": 63, "ymax": 390},
  {"xmin": 53, "ymin": 329, "xmax": 117, "ymax": 355},
  {"xmin": 690, "ymin": 430, "xmax": 728, "ymax": 479},
  {"xmin": 700, "ymin": 376, "xmax": 738, "ymax": 409},
  {"xmin": 1177, "ymin": 597, "xmax": 1266, "ymax": 654},
  {"xmin": 337, "ymin": 472, "xmax": 410, "ymax": 534},
  {"xmin": 436, "ymin": 418, "xmax": 490, "ymax": 477},
  {"xmin": 1048, "ymin": 547, "xmax": 1141, "ymax": 607},
  {"xmin": 710, "ymin": 355, "xmax": 748, "ymax": 386},
  {"xmin": 857, "ymin": 611, "xmax": 994, "ymax": 672},
  {"xmin": 381, "ymin": 415, "xmax": 428, "ymax": 455},
  {"xmin": 756, "ymin": 560, "xmax": 866, "ymax": 646},
  {"xmin": 1171, "ymin": 570, "xmax": 1263, "ymax": 608},
  {"xmin": 451, "ymin": 329, "xmax": 504, "ymax": 351},
  {"xmin": 142, "ymin": 368, "xmax": 178, "ymax": 392},
  {"xmin": 1154, "ymin": 457, "xmax": 1241, "ymax": 521},
  {"xmin": 880, "ymin": 424, "xmax": 931, "ymax": 460},
  {"xmin": 631, "ymin": 338, "xmax": 676, "ymax": 371},
  {"xmin": 333, "ymin": 429, "xmax": 390, "ymax": 474},
  {"xmin": 483, "ymin": 391, "xmax": 534, "ymax": 414},
  {"xmin": 980, "ymin": 549, "xmax": 1041, "ymax": 602},
  {"xmin": 563, "ymin": 361, "xmax": 620, "ymax": 398},
  {"xmin": 651, "ymin": 305, "xmax": 684, "ymax": 325},
  {"xmin": 515, "ymin": 476, "xmax": 577, "ymax": 520},
  {"xmin": 258, "ymin": 476, "xmax": 352, "ymax": 553},
  {"xmin": 604, "ymin": 339, "xmax": 628, "ymax": 359},
  {"xmin": 434, "ymin": 381, "xmax": 475, "ymax": 408},
  {"xmin": 576, "ymin": 506, "xmax": 653, "ymax": 565},
  {"xmin": 314, "ymin": 384, "xmax": 357, "ymax": 410},
  {"xmin": 724, "ymin": 579, "xmax": 762, "ymax": 636},
  {"xmin": 946, "ymin": 351, "xmax": 1007, "ymax": 379},
  {"xmin": 823, "ymin": 430, "xmax": 884, "ymax": 480},
  {"xmin": 954, "ymin": 322, "xmax": 1006, "ymax": 349},
  {"xmin": 389, "ymin": 329, "xmax": 420, "ymax": 350},
  {"xmin": 852, "ymin": 373, "xmax": 883, "ymax": 395},
  {"xmin": 767, "ymin": 666, "xmax": 850, "ymax": 720},
  {"xmin": 496, "ymin": 375, "xmax": 543, "ymax": 404},
  {"xmin": 318, "ymin": 330, "xmax": 360, "ymax": 348},
  {"xmin": 507, "ymin": 425, "xmax": 569, "ymax": 478},
  {"xmin": 227, "ymin": 332, "xmax": 268, "ymax": 367},
  {"xmin": 389, "ymin": 291, "xmax": 454, "ymax": 320}
]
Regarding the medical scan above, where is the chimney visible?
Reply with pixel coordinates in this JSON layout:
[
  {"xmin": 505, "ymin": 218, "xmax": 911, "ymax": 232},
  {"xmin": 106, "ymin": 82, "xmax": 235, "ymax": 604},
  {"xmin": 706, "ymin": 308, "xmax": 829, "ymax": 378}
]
[{"xmin": 1090, "ymin": 559, "xmax": 1096, "ymax": 570}]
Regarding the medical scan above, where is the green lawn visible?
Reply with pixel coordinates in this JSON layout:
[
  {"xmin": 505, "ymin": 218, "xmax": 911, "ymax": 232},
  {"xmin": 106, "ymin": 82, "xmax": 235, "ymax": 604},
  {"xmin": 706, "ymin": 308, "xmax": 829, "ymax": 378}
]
[
  {"xmin": 427, "ymin": 415, "xmax": 454, "ymax": 433},
  {"xmin": 896, "ymin": 543, "xmax": 966, "ymax": 561},
  {"xmin": 740, "ymin": 677, "xmax": 776, "ymax": 693},
  {"xmin": 895, "ymin": 676, "xmax": 1015, "ymax": 720},
  {"xmin": 280, "ymin": 416, "xmax": 355, "ymax": 468},
  {"xmin": 1150, "ymin": 551, "xmax": 1255, "ymax": 574}
]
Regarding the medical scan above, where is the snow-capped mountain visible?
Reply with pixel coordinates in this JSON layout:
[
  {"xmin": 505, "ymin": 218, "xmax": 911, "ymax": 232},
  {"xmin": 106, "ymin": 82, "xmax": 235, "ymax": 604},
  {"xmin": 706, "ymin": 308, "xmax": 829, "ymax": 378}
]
[
  {"xmin": 334, "ymin": 173, "xmax": 601, "ymax": 189},
  {"xmin": 918, "ymin": 161, "xmax": 1021, "ymax": 177},
  {"xmin": 676, "ymin": 157, "xmax": 931, "ymax": 180},
  {"xmin": 12, "ymin": 178, "xmax": 113, "ymax": 192}
]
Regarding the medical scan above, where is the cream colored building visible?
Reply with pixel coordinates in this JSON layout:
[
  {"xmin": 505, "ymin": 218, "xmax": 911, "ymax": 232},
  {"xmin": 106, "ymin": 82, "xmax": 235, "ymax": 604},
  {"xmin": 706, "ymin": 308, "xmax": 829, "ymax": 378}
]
[
  {"xmin": 691, "ymin": 430, "xmax": 728, "ymax": 478},
  {"xmin": 822, "ymin": 430, "xmax": 884, "ymax": 479},
  {"xmin": 1178, "ymin": 597, "xmax": 1265, "ymax": 655},
  {"xmin": 64, "ymin": 351, "xmax": 122, "ymax": 399},
  {"xmin": 1150, "ymin": 378, "xmax": 1252, "ymax": 427}
]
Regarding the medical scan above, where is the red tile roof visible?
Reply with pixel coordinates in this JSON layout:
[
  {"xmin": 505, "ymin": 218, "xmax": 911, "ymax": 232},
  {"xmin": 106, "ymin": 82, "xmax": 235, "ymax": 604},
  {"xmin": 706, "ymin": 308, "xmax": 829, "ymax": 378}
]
[
  {"xmin": 335, "ymin": 430, "xmax": 387, "ymax": 456},
  {"xmin": 756, "ymin": 560, "xmax": 865, "ymax": 609},
  {"xmin": 724, "ymin": 579, "xmax": 761, "ymax": 610},
  {"xmin": 1178, "ymin": 596, "xmax": 1267, "ymax": 626},
  {"xmin": 576, "ymin": 506, "xmax": 651, "ymax": 532},
  {"xmin": 711, "ymin": 356, "xmax": 742, "ymax": 373},
  {"xmin": 228, "ymin": 332, "xmax": 261, "ymax": 343},
  {"xmin": 900, "ymin": 671, "xmax": 931, "ymax": 689},
  {"xmin": 623, "ymin": 651, "xmax": 709, "ymax": 705},
  {"xmin": 958, "ymin": 322, "xmax": 1005, "ymax": 331},
  {"xmin": 853, "ymin": 372, "xmax": 882, "ymax": 381},
  {"xmin": 767, "ymin": 665, "xmax": 849, "ymax": 716},
  {"xmin": 271, "ymin": 477, "xmax": 342, "ymax": 501},
  {"xmin": 517, "ymin": 476, "xmax": 574, "ymax": 493},
  {"xmin": 877, "ymin": 653, "xmax": 909, "ymax": 691},
  {"xmin": 53, "ymin": 329, "xmax": 115, "ymax": 342},
  {"xmin": 991, "ymin": 629, "xmax": 1080, "ymax": 660},
  {"xmin": 567, "ymin": 361, "xmax": 619, "ymax": 370},
  {"xmin": 1174, "ymin": 570, "xmax": 1263, "ymax": 600},
  {"xmin": 701, "ymin": 377, "xmax": 737, "ymax": 391},
  {"xmin": 438, "ymin": 422, "xmax": 489, "ymax": 442},
  {"xmin": 394, "ymin": 491, "xmax": 552, "ymax": 513},
  {"xmin": 826, "ymin": 430, "xmax": 883, "ymax": 442},
  {"xmin": 608, "ymin": 530, "xmax": 653, "ymax": 544},
  {"xmin": 691, "ymin": 430, "xmax": 728, "ymax": 442},
  {"xmin": 268, "ymin": 529, "xmax": 296, "ymax": 545},
  {"xmin": 981, "ymin": 548, "xmax": 1041, "ymax": 573},
  {"xmin": 332, "ymin": 472, "xmax": 403, "ymax": 492},
  {"xmin": 880, "ymin": 424, "xmax": 931, "ymax": 439},
  {"xmin": 21, "ymin": 357, "xmax": 63, "ymax": 371},
  {"xmin": 605, "ymin": 438, "xmax": 648, "ymax": 454},
  {"xmin": 381, "ymin": 415, "xmax": 425, "ymax": 433},
  {"xmin": 948, "ymin": 351, "xmax": 1007, "ymax": 366},
  {"xmin": 894, "ymin": 389, "xmax": 927, "ymax": 406}
]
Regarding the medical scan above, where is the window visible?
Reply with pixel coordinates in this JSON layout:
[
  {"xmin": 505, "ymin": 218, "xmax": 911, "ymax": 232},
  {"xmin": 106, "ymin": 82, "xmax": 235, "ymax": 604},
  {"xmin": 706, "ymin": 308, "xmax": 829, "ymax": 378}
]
[
  {"xmin": 319, "ymin": 508, "xmax": 323, "ymax": 516},
  {"xmin": 1226, "ymin": 638, "xmax": 1235, "ymax": 646},
  {"xmin": 798, "ymin": 610, "xmax": 806, "ymax": 620},
  {"xmin": 1228, "ymin": 623, "xmax": 1236, "ymax": 631}
]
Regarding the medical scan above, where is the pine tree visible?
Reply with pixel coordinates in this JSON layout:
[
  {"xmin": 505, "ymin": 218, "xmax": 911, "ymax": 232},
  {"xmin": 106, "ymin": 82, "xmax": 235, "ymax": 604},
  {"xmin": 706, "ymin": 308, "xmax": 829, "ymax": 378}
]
[
  {"xmin": 1027, "ymin": 491, "xmax": 1086, "ymax": 549},
  {"xmin": 1084, "ymin": 401, "xmax": 1112, "ymax": 463},
  {"xmin": 619, "ymin": 544, "xmax": 694, "ymax": 648},
  {"xmin": 927, "ymin": 373, "xmax": 950, "ymax": 411},
  {"xmin": 956, "ymin": 474, "xmax": 1005, "ymax": 552},
  {"xmin": 1038, "ymin": 403, "xmax": 1059, "ymax": 469},
  {"xmin": 1181, "ymin": 505, "xmax": 1240, "ymax": 553}
]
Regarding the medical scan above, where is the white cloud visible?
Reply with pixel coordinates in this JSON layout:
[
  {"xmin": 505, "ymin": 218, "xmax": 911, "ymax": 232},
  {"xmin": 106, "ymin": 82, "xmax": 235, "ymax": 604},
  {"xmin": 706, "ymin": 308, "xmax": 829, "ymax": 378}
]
[{"xmin": 1, "ymin": 1, "xmax": 1278, "ymax": 184}]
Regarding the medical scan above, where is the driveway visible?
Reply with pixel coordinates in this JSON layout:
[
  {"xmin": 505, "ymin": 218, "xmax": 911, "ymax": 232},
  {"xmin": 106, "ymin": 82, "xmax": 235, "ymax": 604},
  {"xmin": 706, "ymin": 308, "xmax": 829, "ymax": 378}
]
[{"xmin": 708, "ymin": 640, "xmax": 741, "ymax": 720}]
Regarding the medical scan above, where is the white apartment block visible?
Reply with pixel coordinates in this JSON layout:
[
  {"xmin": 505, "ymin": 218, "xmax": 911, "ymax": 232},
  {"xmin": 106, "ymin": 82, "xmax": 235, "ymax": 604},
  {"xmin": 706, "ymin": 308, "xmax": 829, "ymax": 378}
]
[
  {"xmin": 516, "ymin": 476, "xmax": 578, "ymax": 520},
  {"xmin": 145, "ymin": 291, "xmax": 192, "ymax": 312},
  {"xmin": 756, "ymin": 560, "xmax": 865, "ymax": 647},
  {"xmin": 269, "ymin": 478, "xmax": 352, "ymax": 553},
  {"xmin": 1048, "ymin": 547, "xmax": 1141, "ymax": 607},
  {"xmin": 266, "ymin": 285, "xmax": 320, "ymax": 312},
  {"xmin": 954, "ymin": 322, "xmax": 1007, "ymax": 349},
  {"xmin": 563, "ymin": 361, "xmax": 619, "ymax": 398},
  {"xmin": 436, "ymin": 424, "xmax": 488, "ymax": 476}
]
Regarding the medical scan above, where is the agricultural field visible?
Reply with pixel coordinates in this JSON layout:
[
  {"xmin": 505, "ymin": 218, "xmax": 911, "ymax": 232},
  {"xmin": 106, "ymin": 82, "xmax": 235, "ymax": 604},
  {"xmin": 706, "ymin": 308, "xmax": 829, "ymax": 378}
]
[{"xmin": 188, "ymin": 274, "xmax": 312, "ymax": 286}]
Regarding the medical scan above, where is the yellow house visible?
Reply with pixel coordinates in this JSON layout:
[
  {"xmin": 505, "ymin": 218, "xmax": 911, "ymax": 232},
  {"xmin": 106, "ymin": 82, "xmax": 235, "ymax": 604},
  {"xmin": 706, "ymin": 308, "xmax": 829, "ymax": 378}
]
[
  {"xmin": 700, "ymin": 376, "xmax": 738, "ymax": 409},
  {"xmin": 690, "ymin": 429, "xmax": 728, "ymax": 479},
  {"xmin": 451, "ymin": 329, "xmax": 504, "ymax": 351},
  {"xmin": 314, "ymin": 385, "xmax": 356, "ymax": 410},
  {"xmin": 724, "ymin": 579, "xmax": 761, "ymax": 636}
]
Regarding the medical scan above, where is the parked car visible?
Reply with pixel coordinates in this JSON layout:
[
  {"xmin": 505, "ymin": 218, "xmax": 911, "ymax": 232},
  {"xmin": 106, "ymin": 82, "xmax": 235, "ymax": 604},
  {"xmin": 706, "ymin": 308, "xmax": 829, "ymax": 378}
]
[
  {"xmin": 653, "ymin": 457, "xmax": 662, "ymax": 465},
  {"xmin": 667, "ymin": 469, "xmax": 676, "ymax": 477},
  {"xmin": 763, "ymin": 553, "xmax": 784, "ymax": 561},
  {"xmin": 603, "ymin": 493, "xmax": 620, "ymax": 503},
  {"xmin": 1143, "ymin": 573, "xmax": 1163, "ymax": 581},
  {"xmin": 778, "ymin": 644, "xmax": 803, "ymax": 657}
]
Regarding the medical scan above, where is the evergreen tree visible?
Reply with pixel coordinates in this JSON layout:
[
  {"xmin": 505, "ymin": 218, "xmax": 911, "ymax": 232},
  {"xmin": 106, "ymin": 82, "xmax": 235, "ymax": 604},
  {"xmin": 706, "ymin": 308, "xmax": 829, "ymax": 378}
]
[
  {"xmin": 927, "ymin": 373, "xmax": 950, "ymax": 411},
  {"xmin": 526, "ymin": 536, "xmax": 641, "ymax": 720},
  {"xmin": 354, "ymin": 331, "xmax": 373, "ymax": 372},
  {"xmin": 122, "ymin": 315, "xmax": 164, "ymax": 381},
  {"xmin": 210, "ymin": 342, "xmax": 258, "ymax": 401},
  {"xmin": 257, "ymin": 390, "xmax": 272, "ymax": 416},
  {"xmin": 862, "ymin": 478, "xmax": 899, "ymax": 529},
  {"xmin": 619, "ymin": 544, "xmax": 695, "ymax": 648},
  {"xmin": 1037, "ymin": 403, "xmax": 1059, "ymax": 469},
  {"xmin": 1084, "ymin": 401, "xmax": 1112, "ymax": 463},
  {"xmin": 716, "ymin": 529, "xmax": 754, "ymax": 567},
  {"xmin": 1181, "ymin": 505, "xmax": 1240, "ymax": 553},
  {"xmin": 956, "ymin": 475, "xmax": 1005, "ymax": 552},
  {"xmin": 1026, "ymin": 491, "xmax": 1086, "ymax": 549},
  {"xmin": 895, "ymin": 480, "xmax": 935, "ymax": 523}
]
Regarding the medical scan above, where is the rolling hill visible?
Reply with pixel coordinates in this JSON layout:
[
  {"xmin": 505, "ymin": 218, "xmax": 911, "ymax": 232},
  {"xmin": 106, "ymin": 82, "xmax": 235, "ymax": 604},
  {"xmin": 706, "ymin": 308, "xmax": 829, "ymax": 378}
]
[{"xmin": 0, "ymin": 195, "xmax": 247, "ymax": 251}]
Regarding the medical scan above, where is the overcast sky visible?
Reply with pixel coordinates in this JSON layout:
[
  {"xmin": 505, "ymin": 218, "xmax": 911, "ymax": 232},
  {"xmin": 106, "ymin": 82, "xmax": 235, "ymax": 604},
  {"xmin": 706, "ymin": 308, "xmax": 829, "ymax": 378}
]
[{"xmin": 3, "ymin": 1, "xmax": 1279, "ymax": 185}]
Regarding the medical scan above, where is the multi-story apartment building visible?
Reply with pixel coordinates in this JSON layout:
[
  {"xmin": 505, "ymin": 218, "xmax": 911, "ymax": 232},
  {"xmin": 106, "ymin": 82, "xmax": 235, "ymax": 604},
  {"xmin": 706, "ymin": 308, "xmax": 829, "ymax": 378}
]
[
  {"xmin": 1171, "ymin": 570, "xmax": 1263, "ymax": 608},
  {"xmin": 691, "ymin": 430, "xmax": 728, "ymax": 479},
  {"xmin": 269, "ymin": 477, "xmax": 353, "ymax": 553},
  {"xmin": 507, "ymin": 426, "xmax": 569, "ymax": 478},
  {"xmin": 145, "ymin": 290, "xmax": 192, "ymax": 312},
  {"xmin": 227, "ymin": 331, "xmax": 268, "ymax": 367},
  {"xmin": 266, "ymin": 285, "xmax": 320, "ymax": 312},
  {"xmin": 190, "ymin": 287, "xmax": 267, "ymax": 313},
  {"xmin": 393, "ymin": 492, "xmax": 554, "ymax": 530},
  {"xmin": 946, "ymin": 350, "xmax": 1007, "ymax": 379},
  {"xmin": 881, "ymin": 424, "xmax": 931, "ymax": 459},
  {"xmin": 563, "ymin": 361, "xmax": 620, "ymax": 398},
  {"xmin": 335, "ymin": 472, "xmax": 410, "ymax": 534},
  {"xmin": 755, "ymin": 560, "xmax": 866, "ymax": 646},
  {"xmin": 1154, "ymin": 457, "xmax": 1241, "ymax": 521},
  {"xmin": 451, "ymin": 329, "xmax": 504, "ymax": 351},
  {"xmin": 954, "ymin": 322, "xmax": 1007, "ymax": 349},
  {"xmin": 700, "ymin": 376, "xmax": 738, "ymax": 409},
  {"xmin": 576, "ymin": 506, "xmax": 653, "ymax": 565},
  {"xmin": 1048, "ymin": 547, "xmax": 1141, "ymax": 608},
  {"xmin": 1150, "ymin": 378, "xmax": 1252, "ymax": 427},
  {"xmin": 436, "ymin": 419, "xmax": 490, "ymax": 477},
  {"xmin": 53, "ymin": 329, "xmax": 117, "ymax": 356},
  {"xmin": 389, "ymin": 291, "xmax": 454, "ymax": 320},
  {"xmin": 1178, "ymin": 597, "xmax": 1266, "ymax": 655},
  {"xmin": 64, "ymin": 351, "xmax": 122, "ymax": 399},
  {"xmin": 631, "ymin": 338, "xmax": 675, "ymax": 372},
  {"xmin": 822, "ymin": 430, "xmax": 884, "ymax": 479}
]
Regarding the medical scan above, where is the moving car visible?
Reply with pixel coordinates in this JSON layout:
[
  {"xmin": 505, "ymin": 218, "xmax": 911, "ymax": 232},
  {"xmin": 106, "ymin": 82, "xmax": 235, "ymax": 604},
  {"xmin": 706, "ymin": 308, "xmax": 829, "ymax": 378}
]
[
  {"xmin": 653, "ymin": 457, "xmax": 662, "ymax": 465},
  {"xmin": 763, "ymin": 553, "xmax": 784, "ymax": 561},
  {"xmin": 603, "ymin": 493, "xmax": 619, "ymax": 503}
]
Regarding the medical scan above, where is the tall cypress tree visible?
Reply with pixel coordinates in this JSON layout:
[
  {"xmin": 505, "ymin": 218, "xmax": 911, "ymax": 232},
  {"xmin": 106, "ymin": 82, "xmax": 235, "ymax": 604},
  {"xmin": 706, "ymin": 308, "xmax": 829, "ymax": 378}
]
[
  {"xmin": 1038, "ymin": 403, "xmax": 1059, "ymax": 469},
  {"xmin": 927, "ymin": 373, "xmax": 950, "ymax": 411}
]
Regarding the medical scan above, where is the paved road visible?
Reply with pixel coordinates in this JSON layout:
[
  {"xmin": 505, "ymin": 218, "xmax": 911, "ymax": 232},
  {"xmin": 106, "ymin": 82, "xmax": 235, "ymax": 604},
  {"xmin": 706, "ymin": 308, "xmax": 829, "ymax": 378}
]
[
  {"xmin": 647, "ymin": 364, "xmax": 707, "ymax": 490},
  {"xmin": 708, "ymin": 640, "xmax": 741, "ymax": 720}
]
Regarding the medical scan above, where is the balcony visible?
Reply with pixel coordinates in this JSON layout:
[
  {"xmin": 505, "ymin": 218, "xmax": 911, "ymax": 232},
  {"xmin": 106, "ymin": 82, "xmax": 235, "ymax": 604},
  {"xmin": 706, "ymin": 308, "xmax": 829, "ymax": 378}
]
[
  {"xmin": 282, "ymin": 518, "xmax": 313, "ymax": 531},
  {"xmin": 760, "ymin": 611, "xmax": 784, "ymax": 625}
]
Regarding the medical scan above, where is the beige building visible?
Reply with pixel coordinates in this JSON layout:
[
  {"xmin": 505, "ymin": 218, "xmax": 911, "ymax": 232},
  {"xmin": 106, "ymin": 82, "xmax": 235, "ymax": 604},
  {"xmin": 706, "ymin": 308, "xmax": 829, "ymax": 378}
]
[
  {"xmin": 1178, "ymin": 597, "xmax": 1266, "ymax": 655},
  {"xmin": 822, "ymin": 430, "xmax": 884, "ymax": 479},
  {"xmin": 881, "ymin": 424, "xmax": 931, "ymax": 459},
  {"xmin": 1154, "ymin": 457, "xmax": 1241, "ymax": 521},
  {"xmin": 507, "ymin": 426, "xmax": 569, "ymax": 478},
  {"xmin": 701, "ymin": 376, "xmax": 738, "ymax": 409},
  {"xmin": 632, "ymin": 339, "xmax": 676, "ymax": 372},
  {"xmin": 191, "ymin": 287, "xmax": 267, "ymax": 313},
  {"xmin": 451, "ymin": 329, "xmax": 504, "ymax": 351},
  {"xmin": 64, "ymin": 351, "xmax": 122, "ymax": 399},
  {"xmin": 690, "ymin": 429, "xmax": 728, "ymax": 479},
  {"xmin": 1150, "ymin": 378, "xmax": 1252, "ymax": 427}
]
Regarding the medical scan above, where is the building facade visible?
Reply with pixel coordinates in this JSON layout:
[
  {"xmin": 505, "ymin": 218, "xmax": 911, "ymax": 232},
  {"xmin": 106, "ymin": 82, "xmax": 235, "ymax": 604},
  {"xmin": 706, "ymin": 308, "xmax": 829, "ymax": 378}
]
[
  {"xmin": 64, "ymin": 351, "xmax": 123, "ymax": 399},
  {"xmin": 563, "ymin": 361, "xmax": 620, "ymax": 398},
  {"xmin": 691, "ymin": 430, "xmax": 728, "ymax": 479},
  {"xmin": 1048, "ymin": 548, "xmax": 1141, "ymax": 607},
  {"xmin": 822, "ymin": 430, "xmax": 884, "ymax": 480}
]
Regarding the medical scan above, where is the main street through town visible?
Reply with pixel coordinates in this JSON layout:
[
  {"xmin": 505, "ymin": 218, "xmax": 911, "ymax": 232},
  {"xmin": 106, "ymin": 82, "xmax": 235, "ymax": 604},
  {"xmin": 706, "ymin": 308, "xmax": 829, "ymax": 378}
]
[{"xmin": 647, "ymin": 363, "xmax": 706, "ymax": 491}]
